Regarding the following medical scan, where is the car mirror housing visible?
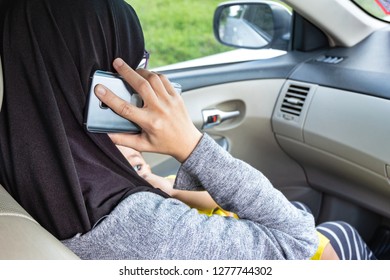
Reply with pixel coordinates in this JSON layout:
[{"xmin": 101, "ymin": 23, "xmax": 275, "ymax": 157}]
[{"xmin": 213, "ymin": 1, "xmax": 292, "ymax": 50}]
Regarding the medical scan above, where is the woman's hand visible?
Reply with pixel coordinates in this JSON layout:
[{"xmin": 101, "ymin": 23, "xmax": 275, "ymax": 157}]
[{"xmin": 95, "ymin": 58, "xmax": 202, "ymax": 162}]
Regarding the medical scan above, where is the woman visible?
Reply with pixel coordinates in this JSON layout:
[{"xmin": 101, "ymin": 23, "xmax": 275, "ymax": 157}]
[{"xmin": 0, "ymin": 0, "xmax": 371, "ymax": 259}]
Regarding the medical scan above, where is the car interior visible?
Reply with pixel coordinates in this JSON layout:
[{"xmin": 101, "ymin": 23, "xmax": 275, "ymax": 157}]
[{"xmin": 1, "ymin": 0, "xmax": 390, "ymax": 259}]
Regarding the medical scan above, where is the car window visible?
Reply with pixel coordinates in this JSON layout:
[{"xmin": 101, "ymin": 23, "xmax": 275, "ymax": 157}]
[
  {"xmin": 352, "ymin": 0, "xmax": 390, "ymax": 22},
  {"xmin": 129, "ymin": 0, "xmax": 288, "ymax": 69}
]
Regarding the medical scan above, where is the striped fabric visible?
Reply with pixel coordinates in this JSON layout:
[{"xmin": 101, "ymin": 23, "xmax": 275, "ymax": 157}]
[
  {"xmin": 291, "ymin": 201, "xmax": 376, "ymax": 260},
  {"xmin": 317, "ymin": 222, "xmax": 376, "ymax": 260}
]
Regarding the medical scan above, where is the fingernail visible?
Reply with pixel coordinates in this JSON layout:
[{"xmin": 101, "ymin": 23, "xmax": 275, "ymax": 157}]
[
  {"xmin": 113, "ymin": 58, "xmax": 124, "ymax": 68},
  {"xmin": 95, "ymin": 85, "xmax": 106, "ymax": 96}
]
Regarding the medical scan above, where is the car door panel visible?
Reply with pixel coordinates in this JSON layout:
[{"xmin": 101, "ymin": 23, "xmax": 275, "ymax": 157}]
[
  {"xmin": 144, "ymin": 50, "xmax": 318, "ymax": 178},
  {"xmin": 159, "ymin": 50, "xmax": 321, "ymax": 92},
  {"xmin": 144, "ymin": 78, "xmax": 319, "ymax": 204}
]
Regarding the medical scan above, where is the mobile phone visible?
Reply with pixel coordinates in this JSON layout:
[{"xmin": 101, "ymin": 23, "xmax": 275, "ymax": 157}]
[{"xmin": 84, "ymin": 70, "xmax": 181, "ymax": 134}]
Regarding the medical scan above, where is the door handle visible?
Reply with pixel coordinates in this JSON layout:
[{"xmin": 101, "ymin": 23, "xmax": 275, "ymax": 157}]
[{"xmin": 202, "ymin": 108, "xmax": 240, "ymax": 129}]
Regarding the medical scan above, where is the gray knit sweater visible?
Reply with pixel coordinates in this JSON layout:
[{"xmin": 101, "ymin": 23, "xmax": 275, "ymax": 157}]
[{"xmin": 62, "ymin": 133, "xmax": 318, "ymax": 259}]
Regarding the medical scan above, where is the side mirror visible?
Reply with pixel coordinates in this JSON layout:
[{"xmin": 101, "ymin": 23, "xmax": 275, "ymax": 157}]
[{"xmin": 213, "ymin": 1, "xmax": 292, "ymax": 50}]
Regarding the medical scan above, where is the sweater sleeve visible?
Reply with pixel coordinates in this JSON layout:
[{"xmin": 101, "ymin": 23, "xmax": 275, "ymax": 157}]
[
  {"xmin": 172, "ymin": 133, "xmax": 318, "ymax": 259},
  {"xmin": 62, "ymin": 134, "xmax": 318, "ymax": 260}
]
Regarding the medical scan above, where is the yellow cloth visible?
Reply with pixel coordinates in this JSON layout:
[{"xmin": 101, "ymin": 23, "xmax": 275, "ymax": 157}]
[
  {"xmin": 310, "ymin": 231, "xmax": 330, "ymax": 260},
  {"xmin": 198, "ymin": 207, "xmax": 238, "ymax": 219},
  {"xmin": 165, "ymin": 175, "xmax": 177, "ymax": 180}
]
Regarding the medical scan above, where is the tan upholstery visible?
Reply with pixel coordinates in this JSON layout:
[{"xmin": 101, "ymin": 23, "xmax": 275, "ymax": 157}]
[{"xmin": 0, "ymin": 185, "xmax": 79, "ymax": 259}]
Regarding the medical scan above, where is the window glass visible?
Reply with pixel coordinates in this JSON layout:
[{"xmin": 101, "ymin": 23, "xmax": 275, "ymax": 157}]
[
  {"xmin": 129, "ymin": 0, "xmax": 287, "ymax": 68},
  {"xmin": 352, "ymin": 0, "xmax": 390, "ymax": 22},
  {"xmin": 129, "ymin": 0, "xmax": 232, "ymax": 68}
]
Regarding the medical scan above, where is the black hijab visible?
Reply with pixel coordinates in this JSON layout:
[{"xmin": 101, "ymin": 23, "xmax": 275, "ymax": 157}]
[{"xmin": 0, "ymin": 0, "xmax": 168, "ymax": 240}]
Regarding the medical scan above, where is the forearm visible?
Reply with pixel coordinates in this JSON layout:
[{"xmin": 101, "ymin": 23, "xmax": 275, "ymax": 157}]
[
  {"xmin": 176, "ymin": 134, "xmax": 299, "ymax": 219},
  {"xmin": 175, "ymin": 133, "xmax": 318, "ymax": 259},
  {"xmin": 171, "ymin": 189, "xmax": 217, "ymax": 210}
]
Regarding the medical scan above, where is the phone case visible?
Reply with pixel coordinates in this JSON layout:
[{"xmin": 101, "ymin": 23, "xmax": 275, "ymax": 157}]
[{"xmin": 85, "ymin": 70, "xmax": 142, "ymax": 133}]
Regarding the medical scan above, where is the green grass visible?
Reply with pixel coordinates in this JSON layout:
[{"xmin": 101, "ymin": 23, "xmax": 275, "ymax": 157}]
[{"xmin": 127, "ymin": 0, "xmax": 233, "ymax": 68}]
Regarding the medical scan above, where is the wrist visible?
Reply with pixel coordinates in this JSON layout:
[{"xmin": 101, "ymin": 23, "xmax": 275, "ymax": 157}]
[
  {"xmin": 169, "ymin": 188, "xmax": 180, "ymax": 197},
  {"xmin": 174, "ymin": 130, "xmax": 203, "ymax": 163}
]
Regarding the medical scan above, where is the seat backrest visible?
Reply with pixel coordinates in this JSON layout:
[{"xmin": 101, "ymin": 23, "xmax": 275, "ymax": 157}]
[{"xmin": 0, "ymin": 184, "xmax": 80, "ymax": 259}]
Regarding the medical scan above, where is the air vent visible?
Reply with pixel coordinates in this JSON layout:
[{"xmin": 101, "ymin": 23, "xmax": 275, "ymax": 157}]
[
  {"xmin": 280, "ymin": 84, "xmax": 310, "ymax": 117},
  {"xmin": 315, "ymin": 55, "xmax": 344, "ymax": 64}
]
